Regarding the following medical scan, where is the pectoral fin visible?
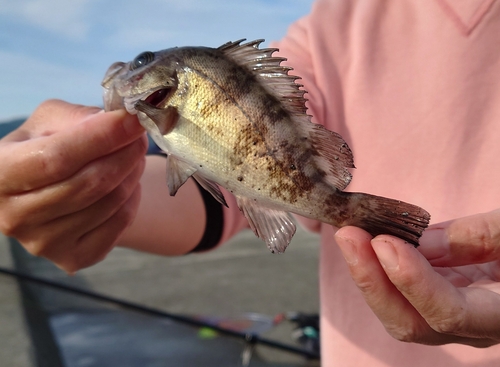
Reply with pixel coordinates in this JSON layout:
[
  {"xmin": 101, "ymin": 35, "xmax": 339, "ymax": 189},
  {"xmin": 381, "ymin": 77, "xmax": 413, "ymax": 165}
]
[
  {"xmin": 166, "ymin": 155, "xmax": 197, "ymax": 196},
  {"xmin": 236, "ymin": 196, "xmax": 296, "ymax": 253},
  {"xmin": 165, "ymin": 157, "xmax": 228, "ymax": 208}
]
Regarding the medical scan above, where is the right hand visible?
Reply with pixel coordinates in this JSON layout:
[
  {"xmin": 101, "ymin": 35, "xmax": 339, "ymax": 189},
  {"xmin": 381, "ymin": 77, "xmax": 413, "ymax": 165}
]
[
  {"xmin": 0, "ymin": 99, "xmax": 147, "ymax": 273},
  {"xmin": 335, "ymin": 212, "xmax": 500, "ymax": 347}
]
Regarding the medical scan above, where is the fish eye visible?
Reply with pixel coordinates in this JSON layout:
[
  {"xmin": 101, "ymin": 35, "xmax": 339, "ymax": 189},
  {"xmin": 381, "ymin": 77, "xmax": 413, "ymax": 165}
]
[{"xmin": 130, "ymin": 51, "xmax": 155, "ymax": 70}]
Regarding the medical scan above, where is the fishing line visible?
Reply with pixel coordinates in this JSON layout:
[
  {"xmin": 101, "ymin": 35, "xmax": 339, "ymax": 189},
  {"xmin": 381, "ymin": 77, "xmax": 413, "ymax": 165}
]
[{"xmin": 0, "ymin": 266, "xmax": 320, "ymax": 360}]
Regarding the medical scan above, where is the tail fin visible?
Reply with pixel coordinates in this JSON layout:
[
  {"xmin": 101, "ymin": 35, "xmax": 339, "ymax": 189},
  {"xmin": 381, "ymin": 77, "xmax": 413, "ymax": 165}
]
[{"xmin": 343, "ymin": 193, "xmax": 431, "ymax": 247}]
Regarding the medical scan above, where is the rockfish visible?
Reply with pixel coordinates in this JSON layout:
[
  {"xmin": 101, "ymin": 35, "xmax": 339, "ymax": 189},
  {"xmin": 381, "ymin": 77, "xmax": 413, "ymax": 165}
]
[{"xmin": 101, "ymin": 39, "xmax": 430, "ymax": 253}]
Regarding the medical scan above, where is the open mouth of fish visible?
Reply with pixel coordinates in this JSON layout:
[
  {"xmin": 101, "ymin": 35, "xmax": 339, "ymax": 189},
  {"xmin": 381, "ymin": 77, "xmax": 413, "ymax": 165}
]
[
  {"xmin": 123, "ymin": 87, "xmax": 172, "ymax": 113},
  {"xmin": 144, "ymin": 88, "xmax": 170, "ymax": 106}
]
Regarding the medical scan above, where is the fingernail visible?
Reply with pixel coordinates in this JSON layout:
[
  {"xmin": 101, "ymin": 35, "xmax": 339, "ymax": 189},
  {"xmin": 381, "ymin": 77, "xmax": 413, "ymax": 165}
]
[
  {"xmin": 372, "ymin": 239, "xmax": 399, "ymax": 270},
  {"xmin": 336, "ymin": 235, "xmax": 358, "ymax": 265}
]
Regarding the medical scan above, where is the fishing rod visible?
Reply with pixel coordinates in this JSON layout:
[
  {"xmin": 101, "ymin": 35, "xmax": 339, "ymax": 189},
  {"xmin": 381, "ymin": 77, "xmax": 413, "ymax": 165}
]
[{"xmin": 0, "ymin": 266, "xmax": 320, "ymax": 360}]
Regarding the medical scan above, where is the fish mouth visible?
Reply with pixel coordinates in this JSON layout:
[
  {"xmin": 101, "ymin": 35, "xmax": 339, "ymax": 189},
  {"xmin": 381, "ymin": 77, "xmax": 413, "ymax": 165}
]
[
  {"xmin": 124, "ymin": 87, "xmax": 172, "ymax": 114},
  {"xmin": 144, "ymin": 88, "xmax": 171, "ymax": 107}
]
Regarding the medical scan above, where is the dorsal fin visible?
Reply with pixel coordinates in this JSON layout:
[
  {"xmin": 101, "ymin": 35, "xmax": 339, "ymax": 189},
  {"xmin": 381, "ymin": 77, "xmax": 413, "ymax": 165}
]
[
  {"xmin": 218, "ymin": 39, "xmax": 355, "ymax": 191},
  {"xmin": 218, "ymin": 39, "xmax": 308, "ymax": 116}
]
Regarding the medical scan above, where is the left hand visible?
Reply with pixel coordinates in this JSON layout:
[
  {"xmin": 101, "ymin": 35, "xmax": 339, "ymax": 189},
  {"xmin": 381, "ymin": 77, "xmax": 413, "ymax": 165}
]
[
  {"xmin": 0, "ymin": 100, "xmax": 147, "ymax": 273},
  {"xmin": 335, "ymin": 210, "xmax": 500, "ymax": 348}
]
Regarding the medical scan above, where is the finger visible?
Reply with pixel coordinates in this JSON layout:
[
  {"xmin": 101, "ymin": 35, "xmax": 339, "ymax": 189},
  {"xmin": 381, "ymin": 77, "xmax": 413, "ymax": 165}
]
[
  {"xmin": 23, "ymin": 160, "xmax": 144, "ymax": 272},
  {"xmin": 0, "ymin": 134, "xmax": 147, "ymax": 233},
  {"xmin": 335, "ymin": 227, "xmax": 440, "ymax": 344},
  {"xmin": 54, "ymin": 185, "xmax": 142, "ymax": 274},
  {"xmin": 1, "ymin": 100, "xmax": 102, "ymax": 142},
  {"xmin": 0, "ymin": 107, "xmax": 145, "ymax": 193},
  {"xmin": 372, "ymin": 235, "xmax": 500, "ymax": 346},
  {"xmin": 71, "ymin": 185, "xmax": 142, "ymax": 272},
  {"xmin": 419, "ymin": 210, "xmax": 500, "ymax": 267}
]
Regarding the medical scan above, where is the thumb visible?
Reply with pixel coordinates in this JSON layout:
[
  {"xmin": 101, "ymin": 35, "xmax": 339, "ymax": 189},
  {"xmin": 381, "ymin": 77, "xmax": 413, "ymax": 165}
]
[
  {"xmin": 0, "ymin": 101, "xmax": 145, "ymax": 193},
  {"xmin": 419, "ymin": 210, "xmax": 500, "ymax": 267},
  {"xmin": 16, "ymin": 99, "xmax": 103, "ymax": 138}
]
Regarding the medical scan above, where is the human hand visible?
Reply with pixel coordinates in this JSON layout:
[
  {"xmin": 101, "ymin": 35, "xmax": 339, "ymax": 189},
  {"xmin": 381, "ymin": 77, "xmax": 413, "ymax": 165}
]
[
  {"xmin": 335, "ymin": 210, "xmax": 500, "ymax": 348},
  {"xmin": 0, "ymin": 100, "xmax": 147, "ymax": 273}
]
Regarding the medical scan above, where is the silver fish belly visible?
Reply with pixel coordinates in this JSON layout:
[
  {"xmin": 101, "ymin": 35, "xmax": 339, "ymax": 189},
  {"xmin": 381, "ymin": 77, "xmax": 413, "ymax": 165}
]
[{"xmin": 101, "ymin": 39, "xmax": 430, "ymax": 253}]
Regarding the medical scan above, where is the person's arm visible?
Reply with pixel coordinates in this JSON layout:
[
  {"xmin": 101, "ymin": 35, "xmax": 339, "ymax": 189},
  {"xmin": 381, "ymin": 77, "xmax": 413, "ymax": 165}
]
[
  {"xmin": 0, "ymin": 100, "xmax": 206, "ymax": 273},
  {"xmin": 118, "ymin": 155, "xmax": 206, "ymax": 255},
  {"xmin": 334, "ymin": 211, "xmax": 500, "ymax": 347}
]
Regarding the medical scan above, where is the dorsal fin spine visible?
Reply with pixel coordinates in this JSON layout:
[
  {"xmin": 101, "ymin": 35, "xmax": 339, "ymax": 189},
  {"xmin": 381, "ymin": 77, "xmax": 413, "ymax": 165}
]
[{"xmin": 218, "ymin": 39, "xmax": 308, "ymax": 119}]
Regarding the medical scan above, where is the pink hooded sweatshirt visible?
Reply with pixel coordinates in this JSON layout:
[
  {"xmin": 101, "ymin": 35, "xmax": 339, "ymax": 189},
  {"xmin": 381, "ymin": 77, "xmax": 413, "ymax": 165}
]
[{"xmin": 219, "ymin": 0, "xmax": 500, "ymax": 365}]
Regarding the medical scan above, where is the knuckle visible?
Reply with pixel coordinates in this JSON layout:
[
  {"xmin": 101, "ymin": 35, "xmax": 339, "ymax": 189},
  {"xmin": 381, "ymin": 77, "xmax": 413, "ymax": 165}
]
[
  {"xmin": 82, "ymin": 173, "xmax": 115, "ymax": 202},
  {"xmin": 66, "ymin": 104, "xmax": 102, "ymax": 122},
  {"xmin": 52, "ymin": 250, "xmax": 91, "ymax": 274},
  {"xmin": 351, "ymin": 267, "xmax": 387, "ymax": 295},
  {"xmin": 427, "ymin": 309, "xmax": 466, "ymax": 335},
  {"xmin": 114, "ymin": 182, "xmax": 133, "ymax": 204},
  {"xmin": 76, "ymin": 177, "xmax": 127, "ymax": 212},
  {"xmin": 355, "ymin": 277, "xmax": 378, "ymax": 294},
  {"xmin": 58, "ymin": 259, "xmax": 81, "ymax": 274},
  {"xmin": 386, "ymin": 325, "xmax": 420, "ymax": 343},
  {"xmin": 116, "ymin": 187, "xmax": 141, "ymax": 227},
  {"xmin": 36, "ymin": 143, "xmax": 73, "ymax": 181},
  {"xmin": 77, "ymin": 166, "xmax": 124, "ymax": 205},
  {"xmin": 0, "ymin": 213, "xmax": 21, "ymax": 237},
  {"xmin": 392, "ymin": 268, "xmax": 416, "ymax": 293},
  {"xmin": 78, "ymin": 160, "xmax": 136, "ymax": 205},
  {"xmin": 61, "ymin": 257, "xmax": 87, "ymax": 274},
  {"xmin": 29, "ymin": 100, "xmax": 72, "ymax": 128},
  {"xmin": 384, "ymin": 318, "xmax": 430, "ymax": 343},
  {"xmin": 470, "ymin": 219, "xmax": 495, "ymax": 253},
  {"xmin": 108, "ymin": 174, "xmax": 141, "ymax": 213},
  {"xmin": 116, "ymin": 197, "xmax": 138, "ymax": 227},
  {"xmin": 123, "ymin": 205, "xmax": 137, "ymax": 227},
  {"xmin": 35, "ymin": 99, "xmax": 64, "ymax": 114},
  {"xmin": 457, "ymin": 214, "xmax": 500, "ymax": 261},
  {"xmin": 22, "ymin": 239, "xmax": 47, "ymax": 257},
  {"xmin": 68, "ymin": 244, "xmax": 114, "ymax": 273},
  {"xmin": 35, "ymin": 99, "xmax": 100, "ymax": 120},
  {"xmin": 480, "ymin": 222, "xmax": 500, "ymax": 258},
  {"xmin": 56, "ymin": 252, "xmax": 99, "ymax": 274},
  {"xmin": 0, "ymin": 220, "xmax": 14, "ymax": 237}
]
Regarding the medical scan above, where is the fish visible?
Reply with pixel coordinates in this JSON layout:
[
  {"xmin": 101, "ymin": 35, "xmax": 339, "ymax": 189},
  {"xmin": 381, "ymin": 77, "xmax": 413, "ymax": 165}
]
[{"xmin": 101, "ymin": 39, "xmax": 430, "ymax": 253}]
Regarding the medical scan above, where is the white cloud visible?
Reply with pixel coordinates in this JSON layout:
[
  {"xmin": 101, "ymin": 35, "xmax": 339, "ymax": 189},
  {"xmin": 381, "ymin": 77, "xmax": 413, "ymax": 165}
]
[
  {"xmin": 104, "ymin": 27, "xmax": 181, "ymax": 51},
  {"xmin": 0, "ymin": 0, "xmax": 93, "ymax": 40},
  {"xmin": 100, "ymin": 0, "xmax": 313, "ymax": 51},
  {"xmin": 0, "ymin": 0, "xmax": 314, "ymax": 121}
]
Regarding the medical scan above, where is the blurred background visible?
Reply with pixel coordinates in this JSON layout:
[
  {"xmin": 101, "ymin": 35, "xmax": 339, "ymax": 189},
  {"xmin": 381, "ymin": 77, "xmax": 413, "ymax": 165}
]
[
  {"xmin": 0, "ymin": 1, "xmax": 322, "ymax": 367},
  {"xmin": 0, "ymin": 0, "xmax": 314, "ymax": 122}
]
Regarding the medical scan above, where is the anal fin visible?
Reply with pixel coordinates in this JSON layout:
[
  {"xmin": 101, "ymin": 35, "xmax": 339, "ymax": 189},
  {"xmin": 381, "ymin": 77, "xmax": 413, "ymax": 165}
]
[{"xmin": 236, "ymin": 196, "xmax": 296, "ymax": 253}]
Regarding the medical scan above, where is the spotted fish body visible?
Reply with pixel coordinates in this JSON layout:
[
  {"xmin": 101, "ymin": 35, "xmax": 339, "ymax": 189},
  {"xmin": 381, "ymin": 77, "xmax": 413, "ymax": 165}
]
[{"xmin": 102, "ymin": 39, "xmax": 430, "ymax": 252}]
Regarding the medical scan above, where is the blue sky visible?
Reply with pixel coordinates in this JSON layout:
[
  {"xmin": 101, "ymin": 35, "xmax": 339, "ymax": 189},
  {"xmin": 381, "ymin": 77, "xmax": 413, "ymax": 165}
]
[{"xmin": 0, "ymin": 0, "xmax": 314, "ymax": 122}]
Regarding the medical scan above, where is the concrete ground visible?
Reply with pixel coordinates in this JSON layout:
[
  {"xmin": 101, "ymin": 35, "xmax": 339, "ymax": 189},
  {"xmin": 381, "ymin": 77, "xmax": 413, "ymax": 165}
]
[{"xmin": 0, "ymin": 226, "xmax": 320, "ymax": 366}]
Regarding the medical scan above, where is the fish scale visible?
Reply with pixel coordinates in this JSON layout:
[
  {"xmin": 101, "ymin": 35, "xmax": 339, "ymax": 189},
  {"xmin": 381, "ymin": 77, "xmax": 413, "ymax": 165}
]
[
  {"xmin": 168, "ymin": 67, "xmax": 306, "ymax": 206},
  {"xmin": 102, "ymin": 39, "xmax": 430, "ymax": 253}
]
